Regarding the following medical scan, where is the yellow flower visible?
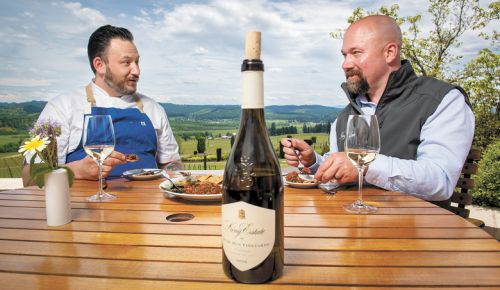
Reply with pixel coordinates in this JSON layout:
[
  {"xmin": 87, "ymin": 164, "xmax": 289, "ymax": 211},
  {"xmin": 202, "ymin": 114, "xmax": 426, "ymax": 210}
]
[{"xmin": 18, "ymin": 135, "xmax": 50, "ymax": 156}]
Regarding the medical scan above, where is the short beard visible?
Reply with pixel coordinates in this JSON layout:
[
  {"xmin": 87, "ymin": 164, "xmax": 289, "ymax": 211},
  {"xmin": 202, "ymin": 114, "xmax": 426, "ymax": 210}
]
[
  {"xmin": 345, "ymin": 69, "xmax": 369, "ymax": 95},
  {"xmin": 104, "ymin": 67, "xmax": 136, "ymax": 96}
]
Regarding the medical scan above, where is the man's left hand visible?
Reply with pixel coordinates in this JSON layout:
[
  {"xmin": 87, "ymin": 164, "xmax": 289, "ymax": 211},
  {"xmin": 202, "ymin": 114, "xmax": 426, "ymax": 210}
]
[{"xmin": 314, "ymin": 152, "xmax": 360, "ymax": 184}]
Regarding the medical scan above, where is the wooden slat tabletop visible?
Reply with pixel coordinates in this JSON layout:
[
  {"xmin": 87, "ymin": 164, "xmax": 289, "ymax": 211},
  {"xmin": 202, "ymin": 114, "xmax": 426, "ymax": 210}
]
[{"xmin": 0, "ymin": 176, "xmax": 499, "ymax": 289}]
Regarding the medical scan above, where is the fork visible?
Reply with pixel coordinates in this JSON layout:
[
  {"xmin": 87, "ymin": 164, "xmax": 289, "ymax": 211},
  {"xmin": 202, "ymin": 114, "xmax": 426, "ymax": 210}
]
[
  {"xmin": 164, "ymin": 176, "xmax": 182, "ymax": 191},
  {"xmin": 288, "ymin": 138, "xmax": 307, "ymax": 174}
]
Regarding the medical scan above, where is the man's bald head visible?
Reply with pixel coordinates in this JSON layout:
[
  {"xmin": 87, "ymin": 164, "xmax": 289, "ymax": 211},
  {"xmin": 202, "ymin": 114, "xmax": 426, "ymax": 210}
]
[{"xmin": 348, "ymin": 15, "xmax": 402, "ymax": 53}]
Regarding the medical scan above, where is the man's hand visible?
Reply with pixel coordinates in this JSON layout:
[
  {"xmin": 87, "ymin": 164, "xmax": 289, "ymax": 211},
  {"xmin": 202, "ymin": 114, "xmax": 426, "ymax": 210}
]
[
  {"xmin": 315, "ymin": 152, "xmax": 360, "ymax": 184},
  {"xmin": 66, "ymin": 151, "xmax": 126, "ymax": 180},
  {"xmin": 280, "ymin": 138, "xmax": 316, "ymax": 168}
]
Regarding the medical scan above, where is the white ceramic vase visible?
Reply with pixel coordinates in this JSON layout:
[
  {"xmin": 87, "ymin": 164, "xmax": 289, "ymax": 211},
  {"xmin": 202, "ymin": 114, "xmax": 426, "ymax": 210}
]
[{"xmin": 44, "ymin": 168, "xmax": 72, "ymax": 226}]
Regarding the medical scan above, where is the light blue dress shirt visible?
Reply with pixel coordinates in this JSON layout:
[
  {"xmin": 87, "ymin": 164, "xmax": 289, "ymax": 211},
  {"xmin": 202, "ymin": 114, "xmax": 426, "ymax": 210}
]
[{"xmin": 310, "ymin": 89, "xmax": 474, "ymax": 201}]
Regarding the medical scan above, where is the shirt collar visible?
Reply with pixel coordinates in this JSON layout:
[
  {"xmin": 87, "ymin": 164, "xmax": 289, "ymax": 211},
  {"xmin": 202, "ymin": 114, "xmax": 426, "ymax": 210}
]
[{"xmin": 355, "ymin": 94, "xmax": 376, "ymax": 108}]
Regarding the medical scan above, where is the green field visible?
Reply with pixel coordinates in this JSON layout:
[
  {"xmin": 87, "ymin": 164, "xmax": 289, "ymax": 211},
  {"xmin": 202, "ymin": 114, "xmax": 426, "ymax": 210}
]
[
  {"xmin": 0, "ymin": 133, "xmax": 328, "ymax": 178},
  {"xmin": 0, "ymin": 153, "xmax": 23, "ymax": 178},
  {"xmin": 0, "ymin": 134, "xmax": 27, "ymax": 146},
  {"xmin": 179, "ymin": 133, "xmax": 329, "ymax": 157}
]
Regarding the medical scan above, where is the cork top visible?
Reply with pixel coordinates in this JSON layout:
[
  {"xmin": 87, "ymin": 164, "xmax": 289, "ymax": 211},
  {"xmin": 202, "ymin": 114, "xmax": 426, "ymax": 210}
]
[{"xmin": 245, "ymin": 31, "xmax": 261, "ymax": 60}]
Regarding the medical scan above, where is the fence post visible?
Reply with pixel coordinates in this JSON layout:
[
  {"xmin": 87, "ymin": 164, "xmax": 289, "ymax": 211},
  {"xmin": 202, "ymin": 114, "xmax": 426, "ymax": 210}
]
[{"xmin": 216, "ymin": 148, "xmax": 222, "ymax": 162}]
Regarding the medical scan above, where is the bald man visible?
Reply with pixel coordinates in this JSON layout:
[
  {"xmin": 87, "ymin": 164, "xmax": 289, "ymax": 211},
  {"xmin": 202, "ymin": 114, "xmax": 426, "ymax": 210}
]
[{"xmin": 281, "ymin": 15, "xmax": 474, "ymax": 202}]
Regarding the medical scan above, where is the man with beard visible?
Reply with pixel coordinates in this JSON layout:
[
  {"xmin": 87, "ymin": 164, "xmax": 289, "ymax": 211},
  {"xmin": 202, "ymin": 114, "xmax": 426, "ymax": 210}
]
[
  {"xmin": 281, "ymin": 15, "xmax": 474, "ymax": 201},
  {"xmin": 22, "ymin": 25, "xmax": 180, "ymax": 184}
]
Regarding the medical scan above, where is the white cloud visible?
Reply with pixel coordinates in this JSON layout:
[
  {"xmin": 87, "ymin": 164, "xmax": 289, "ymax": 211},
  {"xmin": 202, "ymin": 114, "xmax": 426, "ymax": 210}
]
[
  {"xmin": 194, "ymin": 47, "xmax": 209, "ymax": 55},
  {"xmin": 0, "ymin": 78, "xmax": 55, "ymax": 87},
  {"xmin": 47, "ymin": 2, "xmax": 107, "ymax": 35},
  {"xmin": 0, "ymin": 0, "xmax": 495, "ymax": 106},
  {"xmin": 23, "ymin": 11, "xmax": 34, "ymax": 18}
]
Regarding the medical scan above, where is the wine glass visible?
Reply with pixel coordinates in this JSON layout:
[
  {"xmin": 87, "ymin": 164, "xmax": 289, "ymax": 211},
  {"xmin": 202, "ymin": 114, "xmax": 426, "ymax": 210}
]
[
  {"xmin": 83, "ymin": 115, "xmax": 116, "ymax": 202},
  {"xmin": 164, "ymin": 160, "xmax": 186, "ymax": 178},
  {"xmin": 343, "ymin": 114, "xmax": 380, "ymax": 214}
]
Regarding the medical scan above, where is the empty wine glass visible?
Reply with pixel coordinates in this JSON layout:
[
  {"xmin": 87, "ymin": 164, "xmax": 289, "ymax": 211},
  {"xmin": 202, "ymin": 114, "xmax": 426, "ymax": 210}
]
[
  {"xmin": 164, "ymin": 160, "xmax": 186, "ymax": 178},
  {"xmin": 343, "ymin": 114, "xmax": 380, "ymax": 214},
  {"xmin": 83, "ymin": 115, "xmax": 116, "ymax": 202}
]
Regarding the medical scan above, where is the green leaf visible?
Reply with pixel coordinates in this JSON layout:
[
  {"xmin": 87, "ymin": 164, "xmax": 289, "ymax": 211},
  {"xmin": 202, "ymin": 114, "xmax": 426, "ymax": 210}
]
[
  {"xmin": 29, "ymin": 154, "xmax": 38, "ymax": 176},
  {"xmin": 61, "ymin": 166, "xmax": 75, "ymax": 187},
  {"xmin": 31, "ymin": 166, "xmax": 53, "ymax": 188}
]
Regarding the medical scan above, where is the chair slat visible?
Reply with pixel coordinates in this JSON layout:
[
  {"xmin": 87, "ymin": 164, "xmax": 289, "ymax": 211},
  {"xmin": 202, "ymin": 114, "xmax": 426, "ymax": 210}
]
[
  {"xmin": 467, "ymin": 148, "xmax": 481, "ymax": 161},
  {"xmin": 456, "ymin": 177, "xmax": 475, "ymax": 190},
  {"xmin": 450, "ymin": 191, "xmax": 473, "ymax": 205},
  {"xmin": 461, "ymin": 162, "xmax": 478, "ymax": 175}
]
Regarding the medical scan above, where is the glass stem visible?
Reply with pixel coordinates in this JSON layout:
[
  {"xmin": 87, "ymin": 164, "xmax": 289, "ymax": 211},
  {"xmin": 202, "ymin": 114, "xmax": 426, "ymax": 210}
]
[
  {"xmin": 98, "ymin": 161, "xmax": 104, "ymax": 198},
  {"xmin": 357, "ymin": 165, "xmax": 364, "ymax": 205}
]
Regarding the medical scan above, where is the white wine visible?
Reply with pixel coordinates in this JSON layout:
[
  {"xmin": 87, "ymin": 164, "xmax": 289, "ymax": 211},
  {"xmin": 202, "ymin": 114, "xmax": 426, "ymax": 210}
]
[
  {"xmin": 221, "ymin": 31, "xmax": 284, "ymax": 284},
  {"xmin": 84, "ymin": 145, "xmax": 114, "ymax": 162},
  {"xmin": 347, "ymin": 148, "xmax": 378, "ymax": 167}
]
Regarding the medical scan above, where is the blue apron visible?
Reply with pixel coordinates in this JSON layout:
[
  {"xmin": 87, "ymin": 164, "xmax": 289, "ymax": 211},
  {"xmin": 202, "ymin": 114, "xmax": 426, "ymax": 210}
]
[{"xmin": 66, "ymin": 84, "xmax": 158, "ymax": 178}]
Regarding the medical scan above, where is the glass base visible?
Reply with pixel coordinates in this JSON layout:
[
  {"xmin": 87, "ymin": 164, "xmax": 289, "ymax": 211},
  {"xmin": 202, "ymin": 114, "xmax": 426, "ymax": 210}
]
[
  {"xmin": 343, "ymin": 200, "xmax": 377, "ymax": 214},
  {"xmin": 87, "ymin": 191, "xmax": 116, "ymax": 202}
]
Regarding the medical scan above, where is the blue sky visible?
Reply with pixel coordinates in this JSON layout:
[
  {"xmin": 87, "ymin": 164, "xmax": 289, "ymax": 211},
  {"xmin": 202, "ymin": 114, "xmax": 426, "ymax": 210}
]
[{"xmin": 0, "ymin": 0, "xmax": 495, "ymax": 105}]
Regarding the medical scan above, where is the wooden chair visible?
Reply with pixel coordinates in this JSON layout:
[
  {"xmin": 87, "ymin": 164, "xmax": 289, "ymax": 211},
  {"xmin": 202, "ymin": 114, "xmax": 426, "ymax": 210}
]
[{"xmin": 432, "ymin": 148, "xmax": 485, "ymax": 227}]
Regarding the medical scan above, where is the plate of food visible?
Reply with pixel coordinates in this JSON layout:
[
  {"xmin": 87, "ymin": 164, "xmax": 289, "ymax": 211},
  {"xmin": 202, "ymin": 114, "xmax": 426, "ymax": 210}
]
[
  {"xmin": 159, "ymin": 174, "xmax": 223, "ymax": 201},
  {"xmin": 283, "ymin": 171, "xmax": 318, "ymax": 188},
  {"xmin": 122, "ymin": 168, "xmax": 164, "ymax": 181}
]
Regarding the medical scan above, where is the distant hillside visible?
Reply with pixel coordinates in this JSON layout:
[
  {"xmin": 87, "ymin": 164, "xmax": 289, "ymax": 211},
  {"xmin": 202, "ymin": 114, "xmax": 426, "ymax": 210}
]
[
  {"xmin": 0, "ymin": 100, "xmax": 47, "ymax": 114},
  {"xmin": 162, "ymin": 103, "xmax": 342, "ymax": 122},
  {"xmin": 0, "ymin": 101, "xmax": 343, "ymax": 123}
]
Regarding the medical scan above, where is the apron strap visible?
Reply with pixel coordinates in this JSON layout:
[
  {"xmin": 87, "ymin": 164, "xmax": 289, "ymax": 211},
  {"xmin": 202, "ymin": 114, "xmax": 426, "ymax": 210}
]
[
  {"xmin": 85, "ymin": 84, "xmax": 96, "ymax": 107},
  {"xmin": 85, "ymin": 83, "xmax": 144, "ymax": 113}
]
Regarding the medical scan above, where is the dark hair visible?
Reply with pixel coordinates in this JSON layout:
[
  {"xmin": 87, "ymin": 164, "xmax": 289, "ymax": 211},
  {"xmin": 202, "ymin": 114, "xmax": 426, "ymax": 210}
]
[{"xmin": 87, "ymin": 25, "xmax": 134, "ymax": 73}]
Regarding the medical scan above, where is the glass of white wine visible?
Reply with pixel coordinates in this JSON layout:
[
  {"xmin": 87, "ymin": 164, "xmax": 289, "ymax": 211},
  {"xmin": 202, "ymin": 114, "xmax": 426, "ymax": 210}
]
[
  {"xmin": 343, "ymin": 114, "xmax": 380, "ymax": 214},
  {"xmin": 83, "ymin": 115, "xmax": 116, "ymax": 202}
]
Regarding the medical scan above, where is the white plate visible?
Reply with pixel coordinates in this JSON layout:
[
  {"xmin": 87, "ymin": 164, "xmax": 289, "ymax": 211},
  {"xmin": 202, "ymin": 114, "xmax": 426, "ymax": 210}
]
[
  {"xmin": 122, "ymin": 168, "xmax": 165, "ymax": 181},
  {"xmin": 159, "ymin": 178, "xmax": 222, "ymax": 201},
  {"xmin": 283, "ymin": 174, "xmax": 318, "ymax": 189}
]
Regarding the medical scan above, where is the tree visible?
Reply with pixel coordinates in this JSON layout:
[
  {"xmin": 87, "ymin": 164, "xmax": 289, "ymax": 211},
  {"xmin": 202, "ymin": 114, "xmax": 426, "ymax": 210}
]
[
  {"xmin": 196, "ymin": 137, "xmax": 206, "ymax": 154},
  {"xmin": 332, "ymin": 0, "xmax": 495, "ymax": 82},
  {"xmin": 269, "ymin": 122, "xmax": 277, "ymax": 136},
  {"xmin": 460, "ymin": 48, "xmax": 499, "ymax": 148},
  {"xmin": 230, "ymin": 135, "xmax": 235, "ymax": 148},
  {"xmin": 334, "ymin": 0, "xmax": 499, "ymax": 148}
]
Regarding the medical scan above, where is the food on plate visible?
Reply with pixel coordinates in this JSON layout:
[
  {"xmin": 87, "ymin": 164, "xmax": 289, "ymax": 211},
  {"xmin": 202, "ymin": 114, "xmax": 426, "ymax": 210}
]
[
  {"xmin": 125, "ymin": 153, "xmax": 140, "ymax": 162},
  {"xmin": 196, "ymin": 174, "xmax": 223, "ymax": 185},
  {"xmin": 167, "ymin": 174, "xmax": 223, "ymax": 194},
  {"xmin": 184, "ymin": 182, "xmax": 223, "ymax": 194},
  {"xmin": 285, "ymin": 172, "xmax": 316, "ymax": 184},
  {"xmin": 135, "ymin": 170, "xmax": 160, "ymax": 176},
  {"xmin": 299, "ymin": 167, "xmax": 312, "ymax": 174}
]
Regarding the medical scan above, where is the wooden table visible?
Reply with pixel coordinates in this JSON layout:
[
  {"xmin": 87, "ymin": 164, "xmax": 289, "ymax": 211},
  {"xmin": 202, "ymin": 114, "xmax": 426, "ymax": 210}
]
[{"xmin": 0, "ymin": 177, "xmax": 499, "ymax": 289}]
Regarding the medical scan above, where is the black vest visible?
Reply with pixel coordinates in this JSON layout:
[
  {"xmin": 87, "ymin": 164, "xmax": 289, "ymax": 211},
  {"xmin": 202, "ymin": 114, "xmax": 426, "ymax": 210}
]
[{"xmin": 336, "ymin": 60, "xmax": 470, "ymax": 160}]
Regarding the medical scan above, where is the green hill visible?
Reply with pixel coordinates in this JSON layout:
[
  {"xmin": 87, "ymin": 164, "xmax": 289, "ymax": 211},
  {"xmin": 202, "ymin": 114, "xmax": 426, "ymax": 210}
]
[
  {"xmin": 0, "ymin": 101, "xmax": 343, "ymax": 123},
  {"xmin": 161, "ymin": 103, "xmax": 342, "ymax": 122}
]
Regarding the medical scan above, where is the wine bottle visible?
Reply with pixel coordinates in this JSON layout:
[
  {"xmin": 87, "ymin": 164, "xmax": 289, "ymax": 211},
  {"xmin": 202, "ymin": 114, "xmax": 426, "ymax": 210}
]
[{"xmin": 221, "ymin": 31, "xmax": 284, "ymax": 283}]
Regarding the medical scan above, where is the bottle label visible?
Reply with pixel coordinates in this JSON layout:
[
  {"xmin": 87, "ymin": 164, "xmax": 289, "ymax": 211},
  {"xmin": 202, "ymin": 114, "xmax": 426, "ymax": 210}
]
[
  {"xmin": 242, "ymin": 71, "xmax": 264, "ymax": 109},
  {"xmin": 222, "ymin": 201, "xmax": 275, "ymax": 271}
]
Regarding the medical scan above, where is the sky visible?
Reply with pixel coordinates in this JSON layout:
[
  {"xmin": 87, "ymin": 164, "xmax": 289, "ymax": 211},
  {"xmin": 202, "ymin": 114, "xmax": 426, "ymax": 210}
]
[{"xmin": 0, "ymin": 0, "xmax": 495, "ymax": 106}]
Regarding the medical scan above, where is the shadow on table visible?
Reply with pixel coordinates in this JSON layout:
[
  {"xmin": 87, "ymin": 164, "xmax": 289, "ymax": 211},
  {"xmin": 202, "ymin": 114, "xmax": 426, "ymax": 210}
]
[{"xmin": 483, "ymin": 226, "xmax": 499, "ymax": 241}]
